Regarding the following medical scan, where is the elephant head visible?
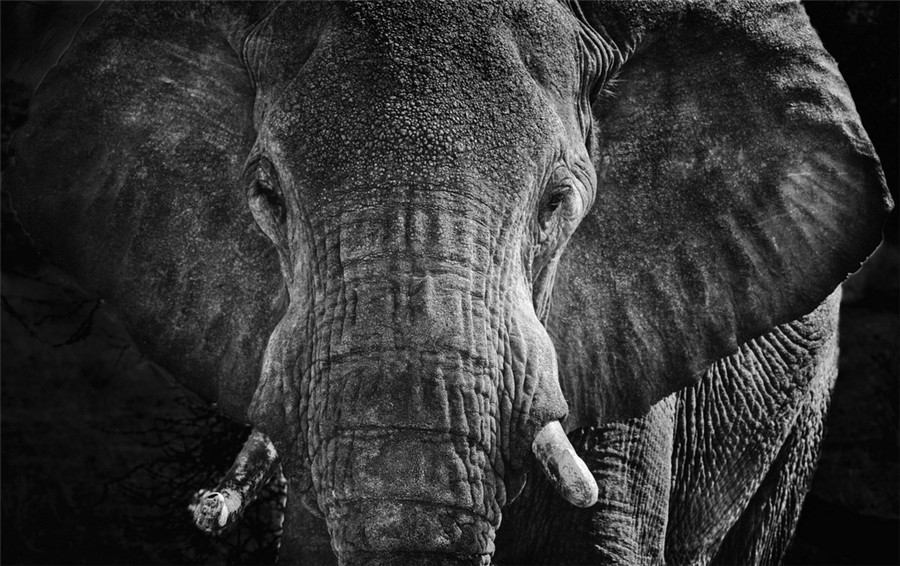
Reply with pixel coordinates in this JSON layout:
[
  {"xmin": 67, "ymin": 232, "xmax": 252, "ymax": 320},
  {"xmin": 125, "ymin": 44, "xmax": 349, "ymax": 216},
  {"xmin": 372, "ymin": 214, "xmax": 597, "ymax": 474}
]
[{"xmin": 6, "ymin": 0, "xmax": 891, "ymax": 564}]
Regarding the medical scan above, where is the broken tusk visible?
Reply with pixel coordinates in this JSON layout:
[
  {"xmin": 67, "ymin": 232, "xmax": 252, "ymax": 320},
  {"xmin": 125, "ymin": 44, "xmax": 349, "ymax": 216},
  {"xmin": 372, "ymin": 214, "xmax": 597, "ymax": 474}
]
[
  {"xmin": 191, "ymin": 490, "xmax": 232, "ymax": 532},
  {"xmin": 532, "ymin": 420, "xmax": 598, "ymax": 508},
  {"xmin": 190, "ymin": 429, "xmax": 279, "ymax": 533}
]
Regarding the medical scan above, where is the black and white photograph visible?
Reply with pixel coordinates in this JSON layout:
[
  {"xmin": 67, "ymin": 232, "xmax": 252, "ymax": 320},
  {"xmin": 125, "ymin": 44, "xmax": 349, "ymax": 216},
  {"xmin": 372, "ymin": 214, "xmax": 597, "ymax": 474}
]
[{"xmin": 1, "ymin": 1, "xmax": 896, "ymax": 564}]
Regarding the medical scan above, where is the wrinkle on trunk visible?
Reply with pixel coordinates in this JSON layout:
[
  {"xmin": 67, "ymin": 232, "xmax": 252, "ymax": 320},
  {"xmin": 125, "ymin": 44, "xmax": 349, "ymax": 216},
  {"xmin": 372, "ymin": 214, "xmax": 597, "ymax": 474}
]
[
  {"xmin": 311, "ymin": 336, "xmax": 504, "ymax": 559},
  {"xmin": 249, "ymin": 202, "xmax": 571, "ymax": 560}
]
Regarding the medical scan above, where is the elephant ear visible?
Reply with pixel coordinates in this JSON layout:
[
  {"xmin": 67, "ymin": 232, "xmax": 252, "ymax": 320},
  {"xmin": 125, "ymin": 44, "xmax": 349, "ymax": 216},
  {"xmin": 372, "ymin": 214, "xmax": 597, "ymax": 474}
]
[
  {"xmin": 5, "ymin": 2, "xmax": 285, "ymax": 422},
  {"xmin": 552, "ymin": 0, "xmax": 893, "ymax": 427},
  {"xmin": 1, "ymin": 2, "xmax": 99, "ymax": 97}
]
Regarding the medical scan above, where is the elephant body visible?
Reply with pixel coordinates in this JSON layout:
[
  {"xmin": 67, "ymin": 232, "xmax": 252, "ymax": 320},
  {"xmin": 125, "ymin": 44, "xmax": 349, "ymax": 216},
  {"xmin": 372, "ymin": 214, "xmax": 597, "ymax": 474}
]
[
  {"xmin": 5, "ymin": 1, "xmax": 891, "ymax": 564},
  {"xmin": 499, "ymin": 289, "xmax": 840, "ymax": 564}
]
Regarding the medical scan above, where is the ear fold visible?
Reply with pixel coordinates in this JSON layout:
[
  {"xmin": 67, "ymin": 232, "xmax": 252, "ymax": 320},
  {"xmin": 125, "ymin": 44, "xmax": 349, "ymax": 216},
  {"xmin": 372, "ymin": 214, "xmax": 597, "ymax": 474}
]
[
  {"xmin": 553, "ymin": 0, "xmax": 893, "ymax": 427},
  {"xmin": 6, "ymin": 3, "xmax": 283, "ymax": 422}
]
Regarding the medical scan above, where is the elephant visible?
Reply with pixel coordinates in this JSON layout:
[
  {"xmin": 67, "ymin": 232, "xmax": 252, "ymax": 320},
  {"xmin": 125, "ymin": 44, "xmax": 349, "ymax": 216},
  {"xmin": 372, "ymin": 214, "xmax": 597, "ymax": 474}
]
[{"xmin": 4, "ymin": 0, "xmax": 892, "ymax": 564}]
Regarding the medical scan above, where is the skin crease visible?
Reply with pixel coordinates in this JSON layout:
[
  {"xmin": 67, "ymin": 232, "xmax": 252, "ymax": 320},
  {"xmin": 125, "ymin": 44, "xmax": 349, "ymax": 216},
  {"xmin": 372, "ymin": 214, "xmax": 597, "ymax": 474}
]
[{"xmin": 5, "ymin": 0, "xmax": 892, "ymax": 565}]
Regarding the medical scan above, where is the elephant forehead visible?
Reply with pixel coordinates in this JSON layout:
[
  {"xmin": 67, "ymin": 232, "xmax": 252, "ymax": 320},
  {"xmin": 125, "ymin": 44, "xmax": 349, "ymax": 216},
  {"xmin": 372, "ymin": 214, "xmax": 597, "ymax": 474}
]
[
  {"xmin": 260, "ymin": 0, "xmax": 582, "ymax": 204},
  {"xmin": 339, "ymin": 0, "xmax": 582, "ymax": 88}
]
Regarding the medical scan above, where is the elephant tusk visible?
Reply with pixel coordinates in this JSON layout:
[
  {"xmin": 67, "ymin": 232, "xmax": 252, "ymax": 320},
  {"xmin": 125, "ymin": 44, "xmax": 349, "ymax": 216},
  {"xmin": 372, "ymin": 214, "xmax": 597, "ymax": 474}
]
[
  {"xmin": 191, "ymin": 429, "xmax": 279, "ymax": 532},
  {"xmin": 532, "ymin": 421, "xmax": 598, "ymax": 508}
]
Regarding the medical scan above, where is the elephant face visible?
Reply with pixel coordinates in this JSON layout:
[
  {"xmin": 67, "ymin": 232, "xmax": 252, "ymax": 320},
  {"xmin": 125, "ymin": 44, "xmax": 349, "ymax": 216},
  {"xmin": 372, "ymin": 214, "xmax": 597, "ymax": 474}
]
[
  {"xmin": 244, "ymin": 2, "xmax": 600, "ymax": 557},
  {"xmin": 6, "ymin": 0, "xmax": 891, "ymax": 563}
]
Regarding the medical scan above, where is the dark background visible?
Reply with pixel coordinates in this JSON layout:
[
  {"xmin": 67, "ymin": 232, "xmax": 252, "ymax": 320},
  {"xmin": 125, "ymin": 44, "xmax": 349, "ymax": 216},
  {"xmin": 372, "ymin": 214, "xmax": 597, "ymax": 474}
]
[
  {"xmin": 1, "ymin": 2, "xmax": 897, "ymax": 564},
  {"xmin": 785, "ymin": 3, "xmax": 898, "ymax": 565}
]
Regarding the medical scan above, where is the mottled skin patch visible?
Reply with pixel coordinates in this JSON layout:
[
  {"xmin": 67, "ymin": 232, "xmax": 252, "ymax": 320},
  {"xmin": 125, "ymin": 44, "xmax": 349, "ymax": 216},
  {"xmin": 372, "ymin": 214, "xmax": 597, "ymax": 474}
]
[{"xmin": 5, "ymin": 0, "xmax": 891, "ymax": 564}]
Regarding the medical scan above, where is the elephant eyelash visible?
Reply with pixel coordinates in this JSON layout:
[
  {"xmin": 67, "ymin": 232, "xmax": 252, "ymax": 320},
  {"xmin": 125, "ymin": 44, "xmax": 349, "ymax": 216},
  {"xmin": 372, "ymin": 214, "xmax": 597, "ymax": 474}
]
[
  {"xmin": 252, "ymin": 179, "xmax": 287, "ymax": 223},
  {"xmin": 538, "ymin": 187, "xmax": 571, "ymax": 234},
  {"xmin": 545, "ymin": 191, "xmax": 567, "ymax": 213},
  {"xmin": 246, "ymin": 157, "xmax": 287, "ymax": 225}
]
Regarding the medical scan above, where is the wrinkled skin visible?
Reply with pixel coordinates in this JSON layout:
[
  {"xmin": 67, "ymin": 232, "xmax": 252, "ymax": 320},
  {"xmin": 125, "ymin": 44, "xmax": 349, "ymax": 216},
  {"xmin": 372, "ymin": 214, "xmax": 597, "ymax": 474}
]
[{"xmin": 5, "ymin": 1, "xmax": 892, "ymax": 564}]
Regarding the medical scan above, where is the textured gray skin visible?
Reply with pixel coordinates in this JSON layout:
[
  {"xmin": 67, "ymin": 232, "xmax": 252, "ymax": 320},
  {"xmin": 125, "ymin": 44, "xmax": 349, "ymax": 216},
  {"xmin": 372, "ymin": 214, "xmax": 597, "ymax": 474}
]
[
  {"xmin": 5, "ymin": 1, "xmax": 891, "ymax": 564},
  {"xmin": 497, "ymin": 289, "xmax": 841, "ymax": 564}
]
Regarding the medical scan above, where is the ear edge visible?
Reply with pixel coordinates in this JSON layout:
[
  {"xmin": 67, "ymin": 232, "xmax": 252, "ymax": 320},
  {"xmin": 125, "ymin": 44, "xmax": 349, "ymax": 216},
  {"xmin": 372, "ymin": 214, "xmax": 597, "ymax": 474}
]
[{"xmin": 6, "ymin": 2, "xmax": 284, "ymax": 423}]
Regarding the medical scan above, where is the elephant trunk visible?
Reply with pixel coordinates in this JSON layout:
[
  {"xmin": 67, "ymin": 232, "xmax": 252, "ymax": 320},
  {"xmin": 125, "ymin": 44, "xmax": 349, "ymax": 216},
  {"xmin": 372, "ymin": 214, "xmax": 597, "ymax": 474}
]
[
  {"xmin": 250, "ymin": 205, "xmax": 579, "ymax": 561},
  {"xmin": 319, "ymin": 436, "xmax": 497, "ymax": 564},
  {"xmin": 308, "ymin": 289, "xmax": 504, "ymax": 563},
  {"xmin": 311, "ymin": 338, "xmax": 506, "ymax": 564}
]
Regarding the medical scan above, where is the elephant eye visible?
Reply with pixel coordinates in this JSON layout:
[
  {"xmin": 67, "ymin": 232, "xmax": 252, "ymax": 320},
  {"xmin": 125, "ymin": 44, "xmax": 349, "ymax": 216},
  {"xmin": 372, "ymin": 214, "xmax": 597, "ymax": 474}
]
[
  {"xmin": 538, "ymin": 187, "xmax": 572, "ymax": 232},
  {"xmin": 545, "ymin": 192, "xmax": 566, "ymax": 213},
  {"xmin": 252, "ymin": 179, "xmax": 286, "ymax": 223},
  {"xmin": 246, "ymin": 157, "xmax": 286, "ymax": 226}
]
